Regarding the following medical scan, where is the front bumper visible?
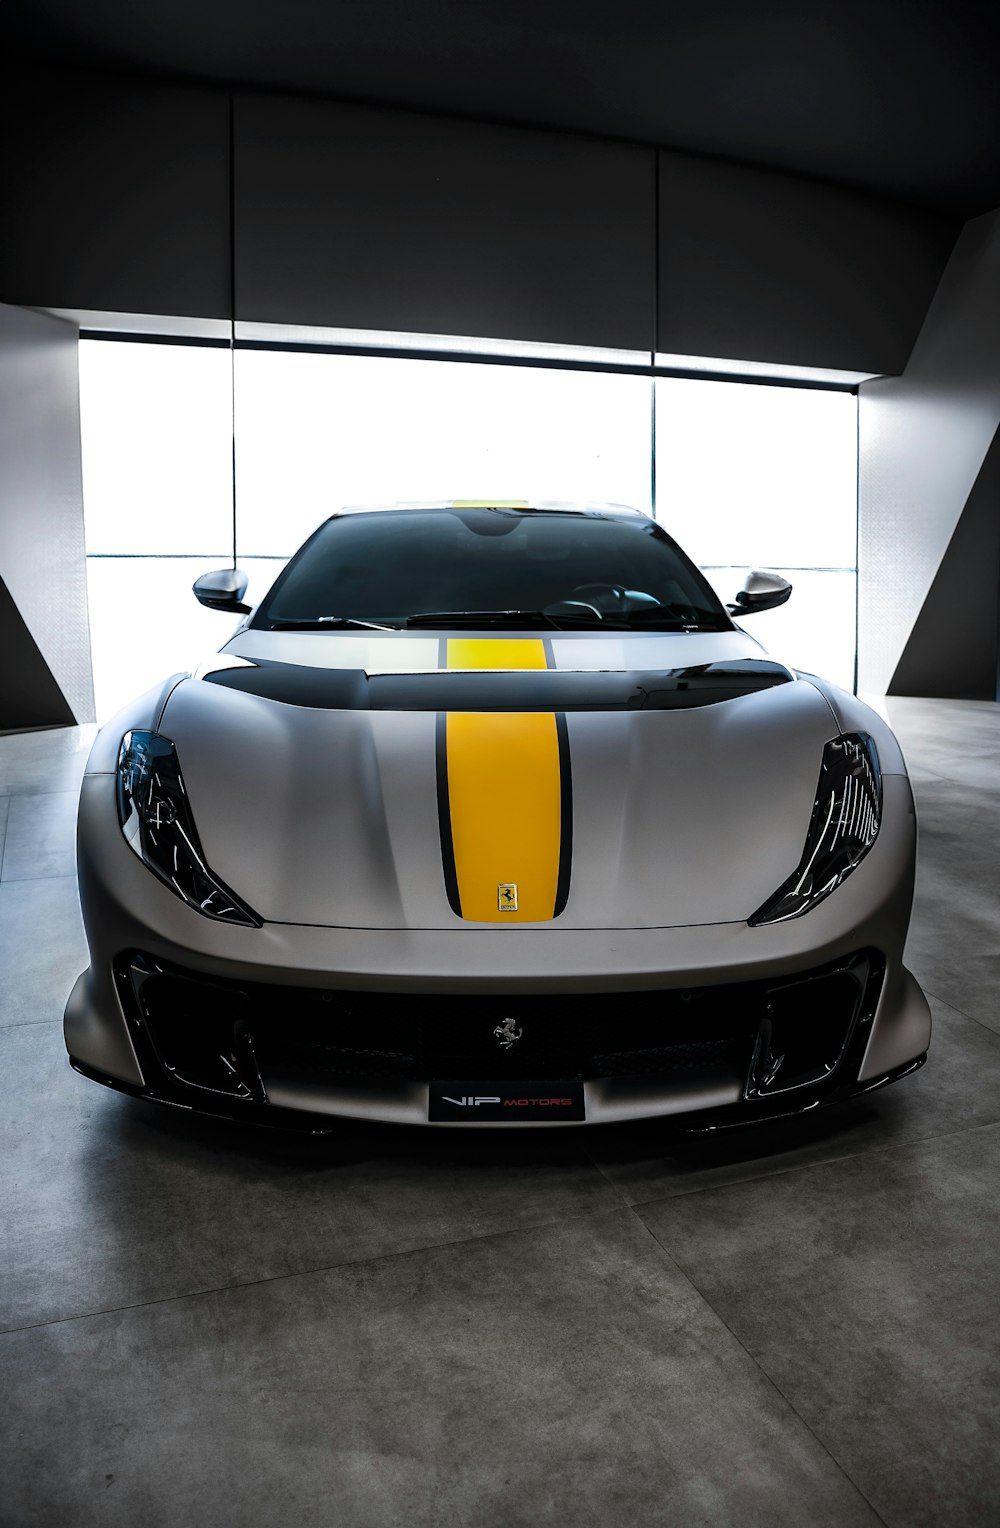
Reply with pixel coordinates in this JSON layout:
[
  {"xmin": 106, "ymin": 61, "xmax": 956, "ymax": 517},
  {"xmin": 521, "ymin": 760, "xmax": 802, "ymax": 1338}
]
[
  {"xmin": 66, "ymin": 771, "xmax": 932, "ymax": 1128},
  {"xmin": 67, "ymin": 944, "xmax": 928, "ymax": 1130}
]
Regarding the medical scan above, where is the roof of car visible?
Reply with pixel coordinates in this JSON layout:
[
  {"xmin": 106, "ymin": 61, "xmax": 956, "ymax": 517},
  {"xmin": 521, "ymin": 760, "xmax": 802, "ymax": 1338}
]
[{"xmin": 336, "ymin": 499, "xmax": 648, "ymax": 517}]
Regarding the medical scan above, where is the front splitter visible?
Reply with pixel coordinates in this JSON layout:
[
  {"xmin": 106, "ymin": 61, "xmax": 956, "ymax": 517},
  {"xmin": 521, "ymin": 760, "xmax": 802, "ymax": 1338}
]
[{"xmin": 68, "ymin": 1053, "xmax": 927, "ymax": 1133}]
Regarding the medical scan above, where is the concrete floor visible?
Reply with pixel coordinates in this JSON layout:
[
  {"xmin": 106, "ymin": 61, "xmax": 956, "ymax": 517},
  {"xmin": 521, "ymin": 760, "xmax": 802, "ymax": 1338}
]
[{"xmin": 2, "ymin": 697, "xmax": 999, "ymax": 1527}]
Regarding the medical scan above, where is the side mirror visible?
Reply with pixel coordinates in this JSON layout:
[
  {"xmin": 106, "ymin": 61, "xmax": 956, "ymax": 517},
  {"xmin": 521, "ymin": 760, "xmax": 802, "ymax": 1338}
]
[
  {"xmin": 727, "ymin": 570, "xmax": 792, "ymax": 617},
  {"xmin": 193, "ymin": 568, "xmax": 250, "ymax": 614}
]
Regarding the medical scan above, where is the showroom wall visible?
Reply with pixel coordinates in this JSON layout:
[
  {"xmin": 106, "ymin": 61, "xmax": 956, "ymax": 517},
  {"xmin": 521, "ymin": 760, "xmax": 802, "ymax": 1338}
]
[
  {"xmin": 0, "ymin": 71, "xmax": 230, "ymax": 322},
  {"xmin": 234, "ymin": 95, "xmax": 655, "ymax": 352},
  {"xmin": 0, "ymin": 65, "xmax": 956, "ymax": 369},
  {"xmin": 655, "ymin": 150, "xmax": 952, "ymax": 375},
  {"xmin": 858, "ymin": 207, "xmax": 1000, "ymax": 698},
  {"xmin": 3, "ymin": 61, "xmax": 998, "ymax": 703},
  {"xmin": 0, "ymin": 303, "xmax": 93, "ymax": 728}
]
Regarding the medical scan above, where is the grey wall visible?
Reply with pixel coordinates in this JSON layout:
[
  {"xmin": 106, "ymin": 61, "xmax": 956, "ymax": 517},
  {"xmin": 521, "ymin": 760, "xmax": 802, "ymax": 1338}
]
[
  {"xmin": 0, "ymin": 303, "xmax": 94, "ymax": 727},
  {"xmin": 0, "ymin": 68, "xmax": 231, "ymax": 320},
  {"xmin": 657, "ymin": 152, "xmax": 957, "ymax": 376},
  {"xmin": 235, "ymin": 95, "xmax": 655, "ymax": 350},
  {"xmin": 888, "ymin": 424, "xmax": 1000, "ymax": 700},
  {"xmin": 0, "ymin": 66, "xmax": 959, "ymax": 372},
  {"xmin": 858, "ymin": 208, "xmax": 1000, "ymax": 697}
]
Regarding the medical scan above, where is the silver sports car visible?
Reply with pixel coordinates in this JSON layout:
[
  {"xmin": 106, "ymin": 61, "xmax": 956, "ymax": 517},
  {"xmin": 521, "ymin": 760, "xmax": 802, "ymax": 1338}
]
[{"xmin": 65, "ymin": 500, "xmax": 930, "ymax": 1128}]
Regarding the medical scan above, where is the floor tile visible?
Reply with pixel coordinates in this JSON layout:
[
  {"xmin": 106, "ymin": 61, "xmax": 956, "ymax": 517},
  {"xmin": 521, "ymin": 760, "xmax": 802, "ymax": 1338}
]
[
  {"xmin": 638, "ymin": 1126, "xmax": 1000, "ymax": 1528},
  {"xmin": 0, "ymin": 1021, "xmax": 626, "ymax": 1331},
  {"xmin": 1, "ymin": 790, "xmax": 80, "ymax": 882},
  {"xmin": 0, "ymin": 724, "xmax": 97, "ymax": 797},
  {"xmin": 587, "ymin": 993, "xmax": 1000, "ymax": 1205},
  {"xmin": 904, "ymin": 777, "xmax": 1000, "ymax": 1032},
  {"xmin": 886, "ymin": 697, "xmax": 1000, "ymax": 793},
  {"xmin": 0, "ymin": 794, "xmax": 9, "ymax": 873},
  {"xmin": 0, "ymin": 876, "xmax": 87, "ymax": 1028},
  {"xmin": 1, "ymin": 1211, "xmax": 880, "ymax": 1528}
]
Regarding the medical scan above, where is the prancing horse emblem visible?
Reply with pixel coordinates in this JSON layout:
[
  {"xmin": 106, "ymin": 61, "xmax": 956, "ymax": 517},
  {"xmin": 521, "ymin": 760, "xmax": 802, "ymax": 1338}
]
[{"xmin": 494, "ymin": 1016, "xmax": 523, "ymax": 1049}]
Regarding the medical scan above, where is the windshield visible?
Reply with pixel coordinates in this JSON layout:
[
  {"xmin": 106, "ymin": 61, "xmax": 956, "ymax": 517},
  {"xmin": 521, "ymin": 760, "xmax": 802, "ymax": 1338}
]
[{"xmin": 252, "ymin": 507, "xmax": 731, "ymax": 631}]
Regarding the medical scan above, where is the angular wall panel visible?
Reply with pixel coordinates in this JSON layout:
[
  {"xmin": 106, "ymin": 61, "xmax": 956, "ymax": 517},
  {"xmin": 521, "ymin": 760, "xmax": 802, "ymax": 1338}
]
[
  {"xmin": 0, "ymin": 304, "xmax": 94, "ymax": 727},
  {"xmin": 888, "ymin": 423, "xmax": 1000, "ymax": 700},
  {"xmin": 0, "ymin": 575, "xmax": 75, "ymax": 730},
  {"xmin": 858, "ymin": 208, "xmax": 1000, "ymax": 695}
]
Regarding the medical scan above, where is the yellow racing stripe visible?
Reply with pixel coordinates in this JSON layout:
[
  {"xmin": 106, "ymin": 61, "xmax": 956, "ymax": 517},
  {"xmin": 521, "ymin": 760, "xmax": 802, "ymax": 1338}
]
[
  {"xmin": 446, "ymin": 637, "xmax": 548, "ymax": 672},
  {"xmin": 443, "ymin": 638, "xmax": 565, "ymax": 922}
]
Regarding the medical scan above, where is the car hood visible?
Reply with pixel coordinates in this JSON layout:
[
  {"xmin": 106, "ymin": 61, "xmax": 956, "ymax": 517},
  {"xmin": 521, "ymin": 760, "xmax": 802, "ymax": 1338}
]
[{"xmin": 158, "ymin": 629, "xmax": 839, "ymax": 931}]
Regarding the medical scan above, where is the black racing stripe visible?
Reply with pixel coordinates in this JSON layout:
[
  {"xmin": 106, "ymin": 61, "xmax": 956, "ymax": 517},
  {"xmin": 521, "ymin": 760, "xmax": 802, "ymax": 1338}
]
[
  {"xmin": 435, "ymin": 711, "xmax": 462, "ymax": 917},
  {"xmin": 553, "ymin": 713, "xmax": 573, "ymax": 919},
  {"xmin": 204, "ymin": 664, "xmax": 368, "ymax": 708},
  {"xmin": 545, "ymin": 637, "xmax": 574, "ymax": 920},
  {"xmin": 202, "ymin": 660, "xmax": 794, "ymax": 711}
]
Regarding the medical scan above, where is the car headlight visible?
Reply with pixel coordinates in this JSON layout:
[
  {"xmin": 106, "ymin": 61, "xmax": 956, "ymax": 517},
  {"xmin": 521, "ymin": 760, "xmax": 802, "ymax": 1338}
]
[
  {"xmin": 116, "ymin": 730, "xmax": 262, "ymax": 927},
  {"xmin": 749, "ymin": 733, "xmax": 881, "ymax": 926}
]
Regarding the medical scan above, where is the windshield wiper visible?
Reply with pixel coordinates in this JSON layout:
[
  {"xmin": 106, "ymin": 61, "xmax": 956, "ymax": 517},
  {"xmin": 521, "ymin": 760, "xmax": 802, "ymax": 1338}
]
[
  {"xmin": 268, "ymin": 608, "xmax": 726, "ymax": 634},
  {"xmin": 620, "ymin": 607, "xmax": 729, "ymax": 631},
  {"xmin": 265, "ymin": 616, "xmax": 399, "ymax": 632},
  {"xmin": 404, "ymin": 608, "xmax": 710, "ymax": 631},
  {"xmin": 263, "ymin": 610, "xmax": 710, "ymax": 633},
  {"xmin": 405, "ymin": 610, "xmax": 563, "ymax": 630}
]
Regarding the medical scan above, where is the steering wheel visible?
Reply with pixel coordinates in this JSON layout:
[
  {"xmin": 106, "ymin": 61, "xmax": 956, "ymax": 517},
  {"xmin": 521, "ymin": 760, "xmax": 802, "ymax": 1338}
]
[
  {"xmin": 543, "ymin": 598, "xmax": 603, "ymax": 619},
  {"xmin": 567, "ymin": 583, "xmax": 628, "ymax": 613}
]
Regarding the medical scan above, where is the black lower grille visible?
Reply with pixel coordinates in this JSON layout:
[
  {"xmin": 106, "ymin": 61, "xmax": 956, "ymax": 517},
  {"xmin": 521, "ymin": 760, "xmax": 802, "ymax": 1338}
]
[{"xmin": 119, "ymin": 951, "xmax": 879, "ymax": 1097}]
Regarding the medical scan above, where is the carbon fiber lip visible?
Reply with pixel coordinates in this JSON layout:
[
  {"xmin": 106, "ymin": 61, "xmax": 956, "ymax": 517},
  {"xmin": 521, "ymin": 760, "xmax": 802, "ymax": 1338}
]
[{"xmin": 67, "ymin": 1053, "xmax": 927, "ymax": 1135}]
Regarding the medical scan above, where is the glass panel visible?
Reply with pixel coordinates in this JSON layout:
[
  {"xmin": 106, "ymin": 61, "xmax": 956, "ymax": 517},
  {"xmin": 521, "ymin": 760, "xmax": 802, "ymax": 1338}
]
[
  {"xmin": 655, "ymin": 378, "xmax": 857, "ymax": 570},
  {"xmin": 655, "ymin": 376, "xmax": 858, "ymax": 690},
  {"xmin": 234, "ymin": 350, "xmax": 653, "ymax": 556},
  {"xmin": 79, "ymin": 340, "xmax": 233, "ymax": 556}
]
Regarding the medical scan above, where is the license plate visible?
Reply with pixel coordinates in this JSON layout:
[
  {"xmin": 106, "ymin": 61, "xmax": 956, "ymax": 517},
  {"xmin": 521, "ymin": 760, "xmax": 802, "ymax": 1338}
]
[{"xmin": 428, "ymin": 1081, "xmax": 585, "ymax": 1122}]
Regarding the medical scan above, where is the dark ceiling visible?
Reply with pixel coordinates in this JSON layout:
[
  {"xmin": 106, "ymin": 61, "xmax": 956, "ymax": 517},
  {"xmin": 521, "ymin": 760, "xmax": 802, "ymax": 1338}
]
[{"xmin": 7, "ymin": 0, "xmax": 1000, "ymax": 216}]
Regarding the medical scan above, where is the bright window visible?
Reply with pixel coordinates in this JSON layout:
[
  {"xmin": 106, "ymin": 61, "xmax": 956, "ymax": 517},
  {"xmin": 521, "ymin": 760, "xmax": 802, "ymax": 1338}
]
[
  {"xmin": 655, "ymin": 377, "xmax": 858, "ymax": 687},
  {"xmin": 235, "ymin": 349, "xmax": 653, "ymax": 558},
  {"xmin": 79, "ymin": 339, "xmax": 858, "ymax": 719}
]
